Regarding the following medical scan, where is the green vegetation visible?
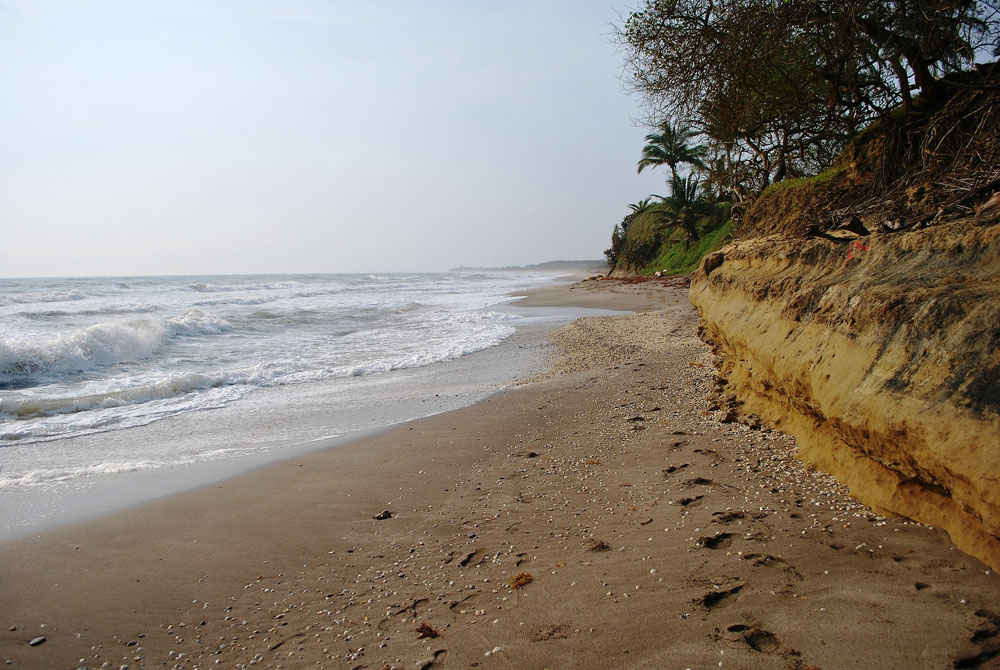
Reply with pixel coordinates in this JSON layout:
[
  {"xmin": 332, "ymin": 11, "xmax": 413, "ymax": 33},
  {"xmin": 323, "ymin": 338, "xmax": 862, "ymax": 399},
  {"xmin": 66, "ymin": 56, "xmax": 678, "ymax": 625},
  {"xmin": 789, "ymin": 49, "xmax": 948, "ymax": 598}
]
[
  {"xmin": 642, "ymin": 219, "xmax": 733, "ymax": 276},
  {"xmin": 617, "ymin": 0, "xmax": 998, "ymax": 194},
  {"xmin": 636, "ymin": 123, "xmax": 706, "ymax": 183},
  {"xmin": 605, "ymin": 0, "xmax": 999, "ymax": 275},
  {"xmin": 758, "ymin": 165, "xmax": 846, "ymax": 197},
  {"xmin": 607, "ymin": 196, "xmax": 732, "ymax": 275},
  {"xmin": 606, "ymin": 120, "xmax": 734, "ymax": 275}
]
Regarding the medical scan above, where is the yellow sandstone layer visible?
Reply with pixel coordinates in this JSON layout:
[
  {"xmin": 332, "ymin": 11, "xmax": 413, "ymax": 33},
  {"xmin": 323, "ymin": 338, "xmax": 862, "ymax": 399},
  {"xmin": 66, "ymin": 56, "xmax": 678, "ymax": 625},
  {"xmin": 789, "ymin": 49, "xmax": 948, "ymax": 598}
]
[{"xmin": 690, "ymin": 219, "xmax": 1000, "ymax": 569}]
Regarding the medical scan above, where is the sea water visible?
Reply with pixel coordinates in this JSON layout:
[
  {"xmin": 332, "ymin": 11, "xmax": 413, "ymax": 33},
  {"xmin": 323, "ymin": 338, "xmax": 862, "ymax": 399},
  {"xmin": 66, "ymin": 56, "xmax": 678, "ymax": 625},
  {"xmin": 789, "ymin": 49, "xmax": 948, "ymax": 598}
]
[{"xmin": 0, "ymin": 272, "xmax": 586, "ymax": 537}]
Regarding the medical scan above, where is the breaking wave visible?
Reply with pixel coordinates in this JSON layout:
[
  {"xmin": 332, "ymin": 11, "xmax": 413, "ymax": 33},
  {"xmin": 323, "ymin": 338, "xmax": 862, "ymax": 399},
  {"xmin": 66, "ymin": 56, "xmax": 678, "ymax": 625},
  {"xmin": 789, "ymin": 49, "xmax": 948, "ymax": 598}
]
[
  {"xmin": 0, "ymin": 290, "xmax": 87, "ymax": 306},
  {"xmin": 0, "ymin": 310, "xmax": 230, "ymax": 384}
]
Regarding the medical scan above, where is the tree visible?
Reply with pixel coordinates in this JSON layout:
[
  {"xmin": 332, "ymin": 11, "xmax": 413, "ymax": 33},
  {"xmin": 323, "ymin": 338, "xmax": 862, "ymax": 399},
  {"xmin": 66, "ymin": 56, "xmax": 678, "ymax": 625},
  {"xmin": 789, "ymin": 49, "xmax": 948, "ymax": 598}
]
[
  {"xmin": 618, "ymin": 0, "xmax": 1000, "ymax": 192},
  {"xmin": 627, "ymin": 197, "xmax": 657, "ymax": 218},
  {"xmin": 606, "ymin": 200, "xmax": 656, "ymax": 272},
  {"xmin": 637, "ymin": 122, "xmax": 707, "ymax": 183},
  {"xmin": 828, "ymin": 0, "xmax": 999, "ymax": 105},
  {"xmin": 653, "ymin": 174, "xmax": 713, "ymax": 245},
  {"xmin": 604, "ymin": 224, "xmax": 624, "ymax": 271}
]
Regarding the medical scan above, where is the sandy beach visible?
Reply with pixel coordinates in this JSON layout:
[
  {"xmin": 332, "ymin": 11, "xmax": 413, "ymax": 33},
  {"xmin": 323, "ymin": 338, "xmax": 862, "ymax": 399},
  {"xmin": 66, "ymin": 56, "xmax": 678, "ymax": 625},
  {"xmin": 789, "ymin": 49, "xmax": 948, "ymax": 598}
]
[{"xmin": 2, "ymin": 278, "xmax": 999, "ymax": 670}]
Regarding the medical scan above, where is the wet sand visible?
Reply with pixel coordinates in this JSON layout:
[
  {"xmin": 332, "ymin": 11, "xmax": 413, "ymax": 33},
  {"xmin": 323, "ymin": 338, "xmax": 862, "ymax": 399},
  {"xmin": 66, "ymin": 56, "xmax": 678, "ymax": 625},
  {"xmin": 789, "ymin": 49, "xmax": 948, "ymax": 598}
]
[{"xmin": 2, "ymin": 278, "xmax": 998, "ymax": 669}]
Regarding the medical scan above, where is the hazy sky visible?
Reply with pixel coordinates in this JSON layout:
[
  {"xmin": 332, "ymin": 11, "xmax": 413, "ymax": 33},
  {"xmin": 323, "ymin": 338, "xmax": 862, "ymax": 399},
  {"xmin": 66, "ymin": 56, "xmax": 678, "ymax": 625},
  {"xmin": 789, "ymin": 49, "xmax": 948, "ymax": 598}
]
[{"xmin": 0, "ymin": 1, "xmax": 667, "ymax": 277}]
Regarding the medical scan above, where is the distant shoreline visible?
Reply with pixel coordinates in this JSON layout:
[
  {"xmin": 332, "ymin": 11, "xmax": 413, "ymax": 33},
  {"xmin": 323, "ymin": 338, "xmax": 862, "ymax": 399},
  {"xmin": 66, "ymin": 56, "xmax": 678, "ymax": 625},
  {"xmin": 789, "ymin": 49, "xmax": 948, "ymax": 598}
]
[{"xmin": 451, "ymin": 259, "xmax": 608, "ymax": 273}]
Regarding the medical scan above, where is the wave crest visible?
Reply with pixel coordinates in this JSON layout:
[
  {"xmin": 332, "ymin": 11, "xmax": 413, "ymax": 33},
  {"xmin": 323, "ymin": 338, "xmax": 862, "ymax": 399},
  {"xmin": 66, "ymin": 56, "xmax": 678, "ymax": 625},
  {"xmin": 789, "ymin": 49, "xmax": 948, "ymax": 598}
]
[
  {"xmin": 0, "ymin": 310, "xmax": 230, "ymax": 382},
  {"xmin": 187, "ymin": 280, "xmax": 304, "ymax": 293},
  {"xmin": 0, "ymin": 290, "xmax": 87, "ymax": 306}
]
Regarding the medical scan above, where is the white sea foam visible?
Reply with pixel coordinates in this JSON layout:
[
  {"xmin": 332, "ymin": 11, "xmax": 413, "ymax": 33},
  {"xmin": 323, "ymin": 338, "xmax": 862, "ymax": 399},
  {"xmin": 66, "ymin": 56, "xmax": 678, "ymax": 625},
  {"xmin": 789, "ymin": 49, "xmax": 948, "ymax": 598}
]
[
  {"xmin": 18, "ymin": 304, "xmax": 160, "ymax": 319},
  {"xmin": 0, "ymin": 383, "xmax": 243, "ymax": 447},
  {"xmin": 187, "ymin": 280, "xmax": 304, "ymax": 293},
  {"xmin": 166, "ymin": 310, "xmax": 231, "ymax": 336},
  {"xmin": 193, "ymin": 296, "xmax": 272, "ymax": 306},
  {"xmin": 1, "ymin": 370, "xmax": 232, "ymax": 420},
  {"xmin": 0, "ymin": 310, "xmax": 230, "ymax": 382},
  {"xmin": 0, "ymin": 272, "xmax": 560, "ymax": 490},
  {"xmin": 289, "ymin": 288, "xmax": 347, "ymax": 299},
  {"xmin": 0, "ymin": 289, "xmax": 87, "ymax": 306},
  {"xmin": 0, "ymin": 460, "xmax": 167, "ymax": 487},
  {"xmin": 0, "ymin": 311, "xmax": 510, "ymax": 439}
]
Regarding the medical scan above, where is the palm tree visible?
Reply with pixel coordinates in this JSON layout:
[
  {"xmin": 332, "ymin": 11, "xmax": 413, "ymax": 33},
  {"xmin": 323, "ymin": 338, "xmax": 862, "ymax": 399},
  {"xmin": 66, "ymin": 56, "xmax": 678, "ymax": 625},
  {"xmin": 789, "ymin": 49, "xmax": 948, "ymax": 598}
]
[
  {"xmin": 636, "ymin": 122, "xmax": 707, "ymax": 184},
  {"xmin": 626, "ymin": 197, "xmax": 656, "ymax": 217},
  {"xmin": 618, "ymin": 198, "xmax": 657, "ymax": 238},
  {"xmin": 652, "ymin": 174, "xmax": 712, "ymax": 245}
]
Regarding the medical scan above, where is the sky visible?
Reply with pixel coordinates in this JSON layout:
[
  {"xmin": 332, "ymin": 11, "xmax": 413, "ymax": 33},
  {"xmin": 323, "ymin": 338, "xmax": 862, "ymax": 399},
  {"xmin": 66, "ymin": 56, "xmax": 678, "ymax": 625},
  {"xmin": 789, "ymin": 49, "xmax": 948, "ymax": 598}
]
[{"xmin": 0, "ymin": 0, "xmax": 668, "ymax": 277}]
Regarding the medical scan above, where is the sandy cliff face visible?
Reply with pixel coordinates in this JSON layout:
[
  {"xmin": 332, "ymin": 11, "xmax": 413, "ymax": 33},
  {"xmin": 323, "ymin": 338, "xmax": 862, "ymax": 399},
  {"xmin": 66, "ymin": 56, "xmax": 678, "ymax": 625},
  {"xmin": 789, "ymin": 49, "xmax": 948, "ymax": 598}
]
[{"xmin": 690, "ymin": 218, "xmax": 1000, "ymax": 569}]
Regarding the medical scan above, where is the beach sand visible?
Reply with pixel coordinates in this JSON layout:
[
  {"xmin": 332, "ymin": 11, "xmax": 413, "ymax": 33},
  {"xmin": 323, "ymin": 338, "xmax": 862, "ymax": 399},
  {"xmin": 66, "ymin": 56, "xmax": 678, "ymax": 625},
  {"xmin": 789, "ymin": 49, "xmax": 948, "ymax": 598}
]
[{"xmin": 2, "ymin": 278, "xmax": 998, "ymax": 669}]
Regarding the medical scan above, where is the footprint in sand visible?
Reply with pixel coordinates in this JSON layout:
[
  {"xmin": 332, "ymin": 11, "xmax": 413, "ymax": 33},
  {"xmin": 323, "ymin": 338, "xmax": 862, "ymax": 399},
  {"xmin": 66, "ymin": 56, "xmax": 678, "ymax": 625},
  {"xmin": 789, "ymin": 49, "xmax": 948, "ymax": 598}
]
[
  {"xmin": 696, "ymin": 532, "xmax": 733, "ymax": 550},
  {"xmin": 953, "ymin": 609, "xmax": 1000, "ymax": 669},
  {"xmin": 743, "ymin": 554, "xmax": 804, "ymax": 580},
  {"xmin": 727, "ymin": 624, "xmax": 782, "ymax": 654},
  {"xmin": 697, "ymin": 584, "xmax": 744, "ymax": 609},
  {"xmin": 418, "ymin": 648, "xmax": 447, "ymax": 670},
  {"xmin": 458, "ymin": 549, "xmax": 488, "ymax": 567},
  {"xmin": 531, "ymin": 625, "xmax": 569, "ymax": 642},
  {"xmin": 663, "ymin": 463, "xmax": 690, "ymax": 475}
]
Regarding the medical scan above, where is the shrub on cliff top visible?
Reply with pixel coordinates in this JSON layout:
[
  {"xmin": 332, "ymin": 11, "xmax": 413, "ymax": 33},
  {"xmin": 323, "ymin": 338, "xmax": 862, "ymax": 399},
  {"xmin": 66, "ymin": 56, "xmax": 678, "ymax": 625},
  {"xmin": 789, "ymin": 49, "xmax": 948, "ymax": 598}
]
[{"xmin": 740, "ymin": 63, "xmax": 1000, "ymax": 238}]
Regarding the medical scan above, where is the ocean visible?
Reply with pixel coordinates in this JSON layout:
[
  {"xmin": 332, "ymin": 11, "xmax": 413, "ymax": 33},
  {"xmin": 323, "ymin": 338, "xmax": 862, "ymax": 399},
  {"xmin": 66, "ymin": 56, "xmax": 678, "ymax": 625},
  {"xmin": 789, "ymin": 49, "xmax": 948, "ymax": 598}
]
[{"xmin": 0, "ymin": 272, "xmax": 592, "ymax": 538}]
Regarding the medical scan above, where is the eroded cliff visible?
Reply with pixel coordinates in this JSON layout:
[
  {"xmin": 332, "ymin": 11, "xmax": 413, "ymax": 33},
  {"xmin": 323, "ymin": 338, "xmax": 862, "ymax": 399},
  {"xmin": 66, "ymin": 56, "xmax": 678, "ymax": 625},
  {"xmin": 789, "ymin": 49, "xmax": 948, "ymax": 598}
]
[
  {"xmin": 690, "ymin": 218, "xmax": 1000, "ymax": 569},
  {"xmin": 688, "ymin": 63, "xmax": 1000, "ymax": 569}
]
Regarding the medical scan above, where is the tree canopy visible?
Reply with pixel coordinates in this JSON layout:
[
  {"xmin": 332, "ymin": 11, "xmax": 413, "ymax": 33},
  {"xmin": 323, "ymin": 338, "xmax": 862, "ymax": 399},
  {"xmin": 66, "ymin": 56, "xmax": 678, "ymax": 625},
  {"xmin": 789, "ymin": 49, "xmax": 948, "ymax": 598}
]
[{"xmin": 617, "ymin": 0, "xmax": 1000, "ymax": 193}]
